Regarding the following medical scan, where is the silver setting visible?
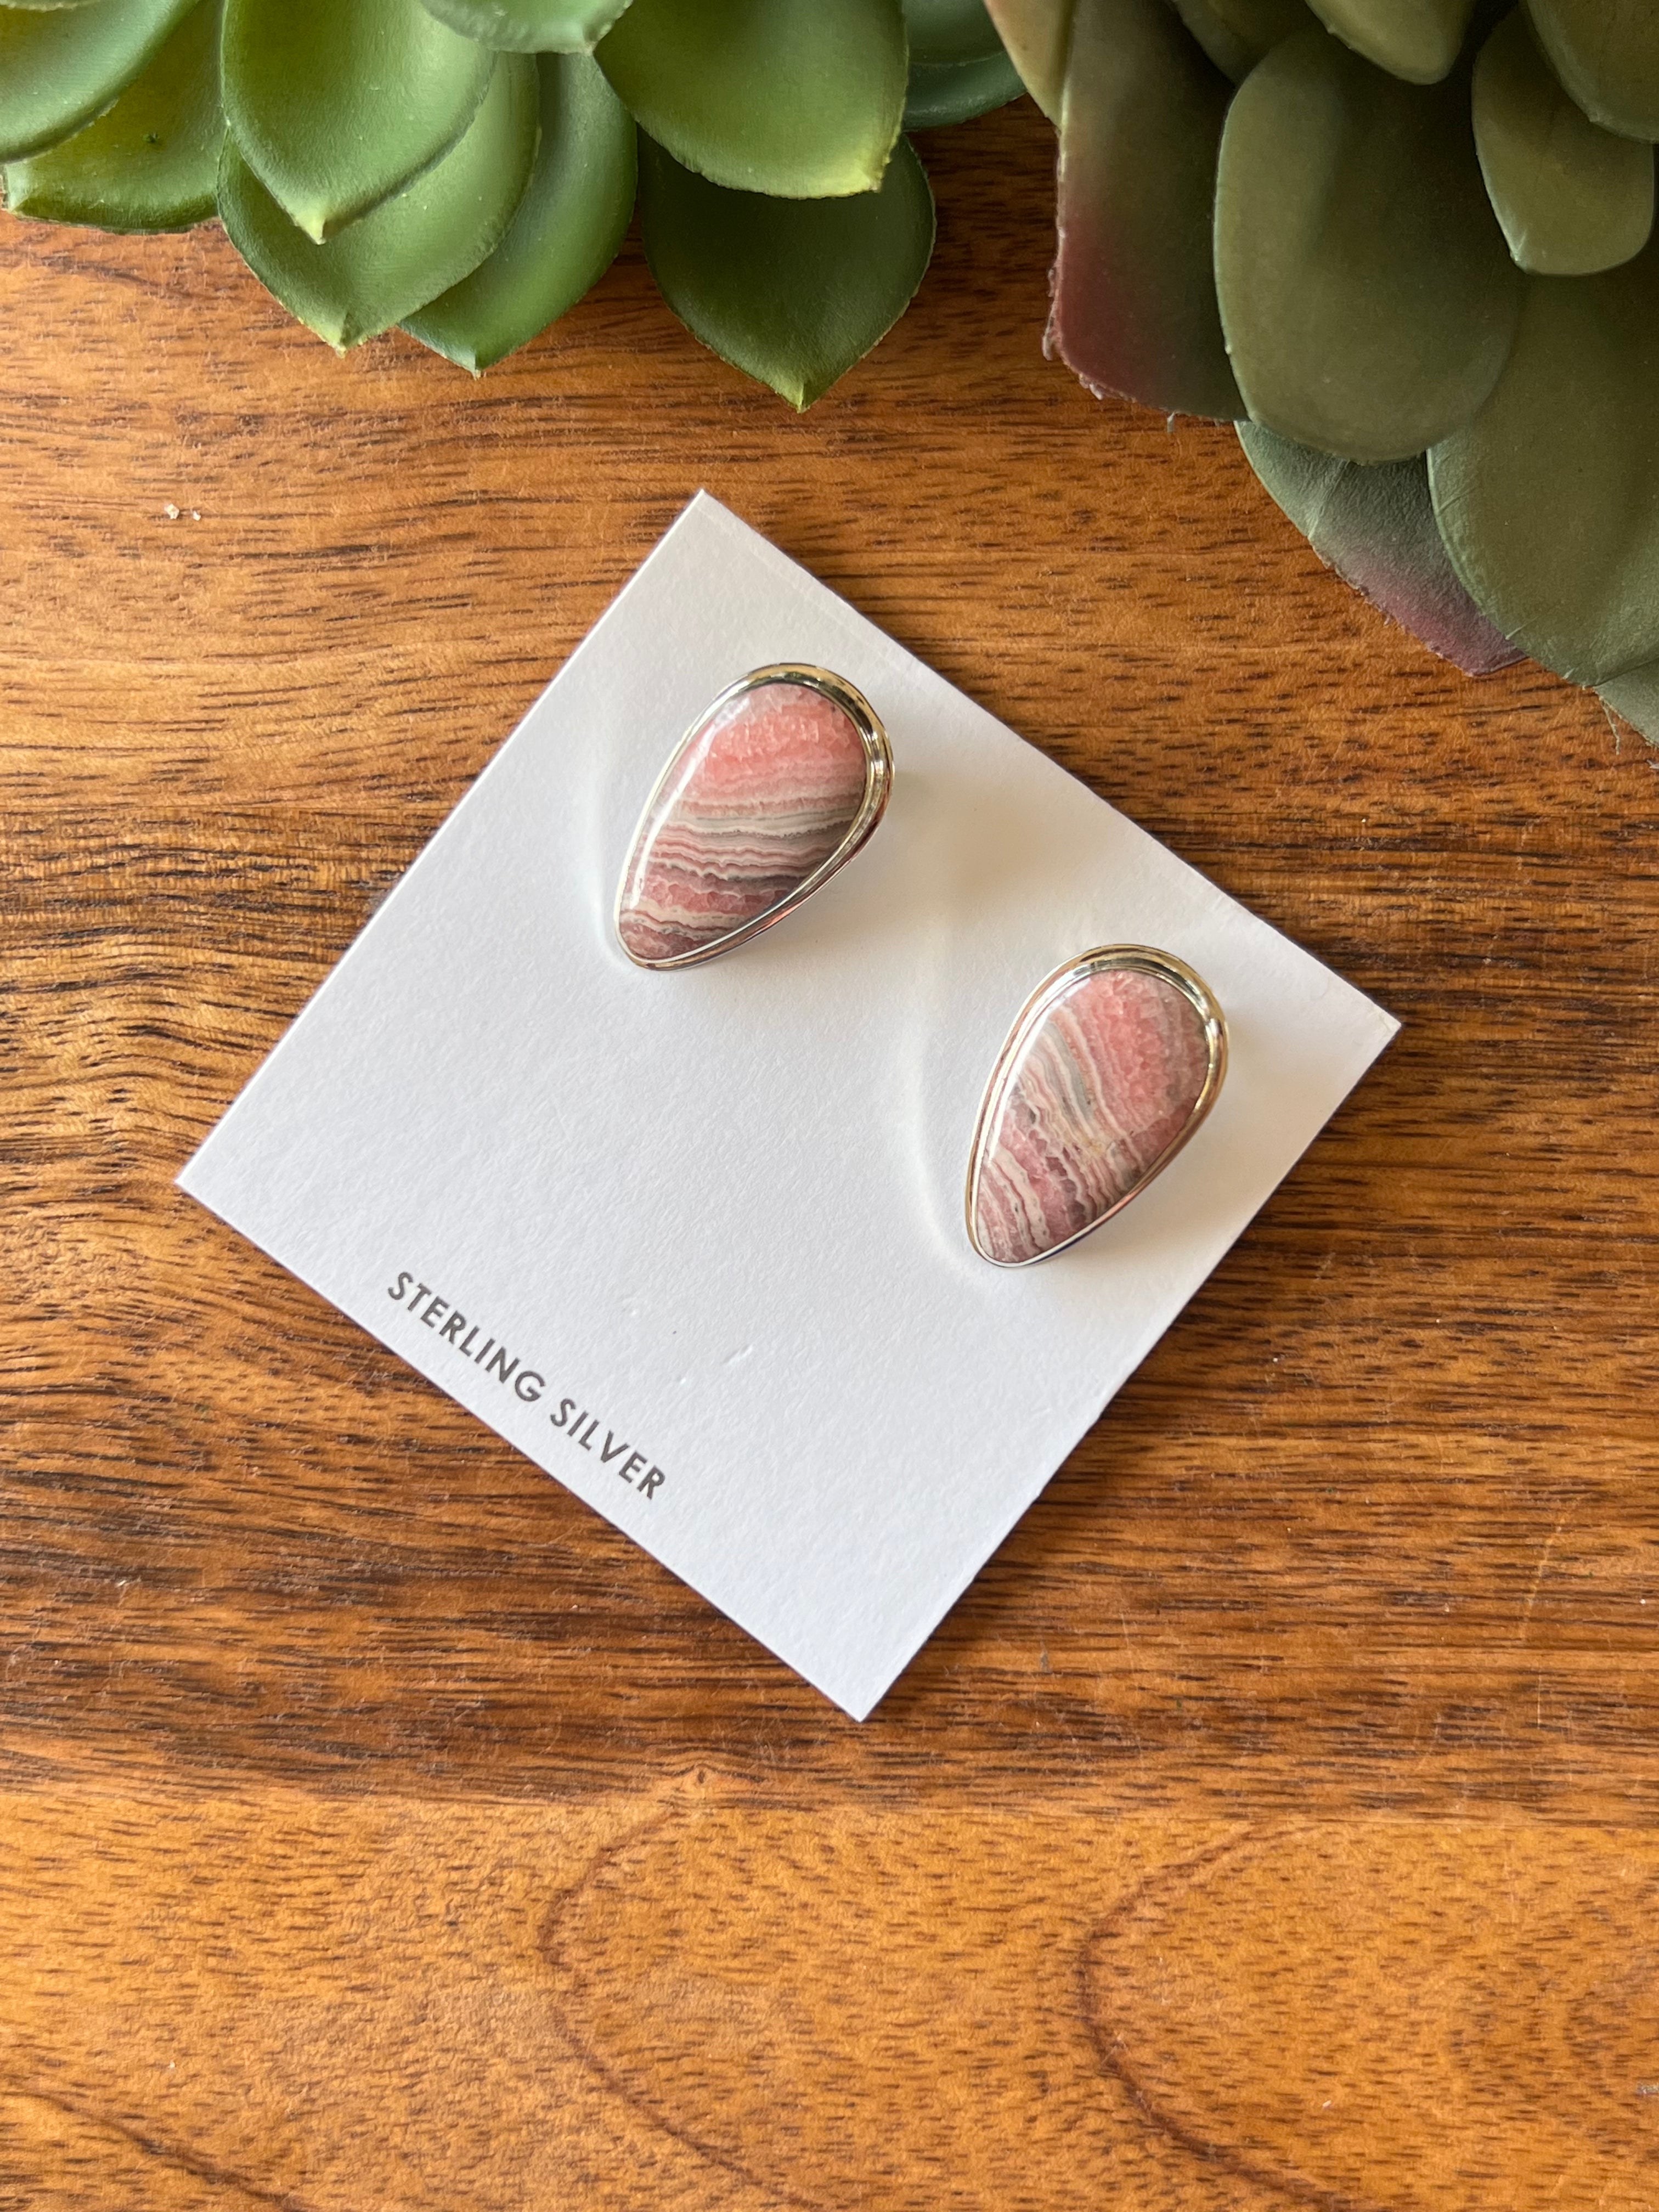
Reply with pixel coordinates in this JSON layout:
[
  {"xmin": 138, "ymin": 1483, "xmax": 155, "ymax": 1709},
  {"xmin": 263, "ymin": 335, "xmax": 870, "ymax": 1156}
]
[
  {"xmin": 965, "ymin": 945, "xmax": 1229, "ymax": 1268},
  {"xmin": 615, "ymin": 664, "xmax": 893, "ymax": 972}
]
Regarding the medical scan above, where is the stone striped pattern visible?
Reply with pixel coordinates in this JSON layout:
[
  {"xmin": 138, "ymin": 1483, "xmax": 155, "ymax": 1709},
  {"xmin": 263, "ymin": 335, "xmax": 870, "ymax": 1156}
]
[
  {"xmin": 972, "ymin": 964, "xmax": 1212, "ymax": 1265},
  {"xmin": 617, "ymin": 680, "xmax": 869, "ymax": 966}
]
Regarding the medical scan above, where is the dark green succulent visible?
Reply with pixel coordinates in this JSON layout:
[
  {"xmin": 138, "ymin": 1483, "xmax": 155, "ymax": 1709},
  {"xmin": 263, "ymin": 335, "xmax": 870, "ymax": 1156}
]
[
  {"xmin": 0, "ymin": 0, "xmax": 1020, "ymax": 402},
  {"xmin": 988, "ymin": 0, "xmax": 1659, "ymax": 740}
]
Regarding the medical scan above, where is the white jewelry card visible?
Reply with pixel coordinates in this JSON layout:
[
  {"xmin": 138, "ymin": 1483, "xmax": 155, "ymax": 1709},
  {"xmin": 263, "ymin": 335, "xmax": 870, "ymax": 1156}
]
[{"xmin": 180, "ymin": 494, "xmax": 1397, "ymax": 1719}]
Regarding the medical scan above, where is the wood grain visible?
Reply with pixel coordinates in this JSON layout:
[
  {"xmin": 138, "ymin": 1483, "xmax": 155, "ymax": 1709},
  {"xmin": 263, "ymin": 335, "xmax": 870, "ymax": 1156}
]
[{"xmin": 2, "ymin": 98, "xmax": 1656, "ymax": 2206}]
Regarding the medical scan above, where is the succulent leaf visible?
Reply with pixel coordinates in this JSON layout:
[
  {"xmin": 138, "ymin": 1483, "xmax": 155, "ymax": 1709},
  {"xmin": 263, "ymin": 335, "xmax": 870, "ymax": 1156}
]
[
  {"xmin": 0, "ymin": 0, "xmax": 198, "ymax": 161},
  {"xmin": 905, "ymin": 49, "xmax": 1024, "ymax": 127},
  {"xmin": 1595, "ymin": 662, "xmax": 1659, "ymax": 746},
  {"xmin": 414, "ymin": 0, "xmax": 634, "ymax": 51},
  {"xmin": 1238, "ymin": 420, "xmax": 1522, "ymax": 672},
  {"xmin": 1429, "ymin": 235, "xmax": 1659, "ymax": 685},
  {"xmin": 596, "ymin": 0, "xmax": 907, "ymax": 200},
  {"xmin": 1049, "ymin": 0, "xmax": 1242, "ymax": 419},
  {"xmin": 1523, "ymin": 0, "xmax": 1659, "ymax": 144},
  {"xmin": 902, "ymin": 0, "xmax": 1024, "ymax": 124},
  {"xmin": 1170, "ymin": 0, "xmax": 1311, "ymax": 83},
  {"xmin": 404, "ymin": 51, "xmax": 633, "ymax": 371},
  {"xmin": 1473, "ymin": 9, "xmax": 1654, "ymax": 276},
  {"xmin": 637, "ymin": 129, "xmax": 934, "ymax": 408},
  {"xmin": 221, "ymin": 0, "xmax": 494, "ymax": 242},
  {"xmin": 219, "ymin": 50, "xmax": 539, "ymax": 349},
  {"xmin": 980, "ymin": 0, "xmax": 1073, "ymax": 121},
  {"xmin": 3, "ymin": 0, "xmax": 219, "ymax": 230},
  {"xmin": 904, "ymin": 0, "xmax": 1003, "ymax": 65},
  {"xmin": 1304, "ymin": 0, "xmax": 1477, "ymax": 85},
  {"xmin": 1216, "ymin": 29, "xmax": 1521, "ymax": 461}
]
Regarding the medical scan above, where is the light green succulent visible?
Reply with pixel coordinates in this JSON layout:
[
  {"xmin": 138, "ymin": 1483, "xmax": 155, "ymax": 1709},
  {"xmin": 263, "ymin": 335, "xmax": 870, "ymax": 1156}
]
[
  {"xmin": 987, "ymin": 0, "xmax": 1659, "ymax": 740},
  {"xmin": 0, "ymin": 0, "xmax": 1021, "ymax": 402}
]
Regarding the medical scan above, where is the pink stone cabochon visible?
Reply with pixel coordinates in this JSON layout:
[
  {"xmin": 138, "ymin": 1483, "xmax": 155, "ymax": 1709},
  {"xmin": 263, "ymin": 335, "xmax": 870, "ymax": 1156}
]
[
  {"xmin": 616, "ymin": 678, "xmax": 875, "ymax": 967},
  {"xmin": 970, "ymin": 962, "xmax": 1220, "ymax": 1267}
]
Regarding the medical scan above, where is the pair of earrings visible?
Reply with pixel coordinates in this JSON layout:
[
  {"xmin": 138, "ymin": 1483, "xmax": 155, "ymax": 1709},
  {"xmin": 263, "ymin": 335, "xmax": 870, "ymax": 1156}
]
[{"xmin": 614, "ymin": 667, "xmax": 1227, "ymax": 1267}]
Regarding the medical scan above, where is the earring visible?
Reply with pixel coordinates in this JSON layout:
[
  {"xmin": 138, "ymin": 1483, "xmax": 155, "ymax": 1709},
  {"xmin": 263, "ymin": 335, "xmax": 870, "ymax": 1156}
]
[
  {"xmin": 966, "ymin": 947, "xmax": 1227, "ymax": 1267},
  {"xmin": 615, "ymin": 665, "xmax": 891, "ymax": 970}
]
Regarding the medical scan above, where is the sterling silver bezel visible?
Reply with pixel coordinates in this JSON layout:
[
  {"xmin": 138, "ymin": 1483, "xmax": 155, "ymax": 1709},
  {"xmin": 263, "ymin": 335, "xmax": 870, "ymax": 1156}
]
[
  {"xmin": 614, "ymin": 664, "xmax": 893, "ymax": 972},
  {"xmin": 964, "ymin": 945, "xmax": 1229, "ymax": 1268}
]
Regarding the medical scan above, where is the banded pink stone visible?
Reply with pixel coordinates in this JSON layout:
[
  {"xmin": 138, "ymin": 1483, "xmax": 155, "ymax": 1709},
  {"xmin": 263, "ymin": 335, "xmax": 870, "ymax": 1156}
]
[
  {"xmin": 970, "ymin": 961, "xmax": 1218, "ymax": 1267},
  {"xmin": 617, "ymin": 678, "xmax": 874, "ymax": 968}
]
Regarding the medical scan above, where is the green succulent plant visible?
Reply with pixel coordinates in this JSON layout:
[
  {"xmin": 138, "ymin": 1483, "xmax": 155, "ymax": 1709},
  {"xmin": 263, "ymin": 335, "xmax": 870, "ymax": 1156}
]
[
  {"xmin": 8, "ymin": 0, "xmax": 1654, "ymax": 745},
  {"xmin": 0, "ymin": 0, "xmax": 1022, "ymax": 402},
  {"xmin": 986, "ymin": 0, "xmax": 1659, "ymax": 740}
]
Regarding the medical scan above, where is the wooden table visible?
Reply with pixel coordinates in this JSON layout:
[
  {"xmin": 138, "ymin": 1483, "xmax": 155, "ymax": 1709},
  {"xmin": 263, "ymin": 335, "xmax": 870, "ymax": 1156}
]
[{"xmin": 3, "ymin": 98, "xmax": 1656, "ymax": 2210}]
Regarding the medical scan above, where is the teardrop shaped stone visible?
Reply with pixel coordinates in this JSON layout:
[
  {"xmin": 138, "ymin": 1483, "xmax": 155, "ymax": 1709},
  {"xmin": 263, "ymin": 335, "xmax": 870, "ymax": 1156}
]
[
  {"xmin": 617, "ymin": 679, "xmax": 872, "ymax": 967},
  {"xmin": 971, "ymin": 963, "xmax": 1216, "ymax": 1266}
]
